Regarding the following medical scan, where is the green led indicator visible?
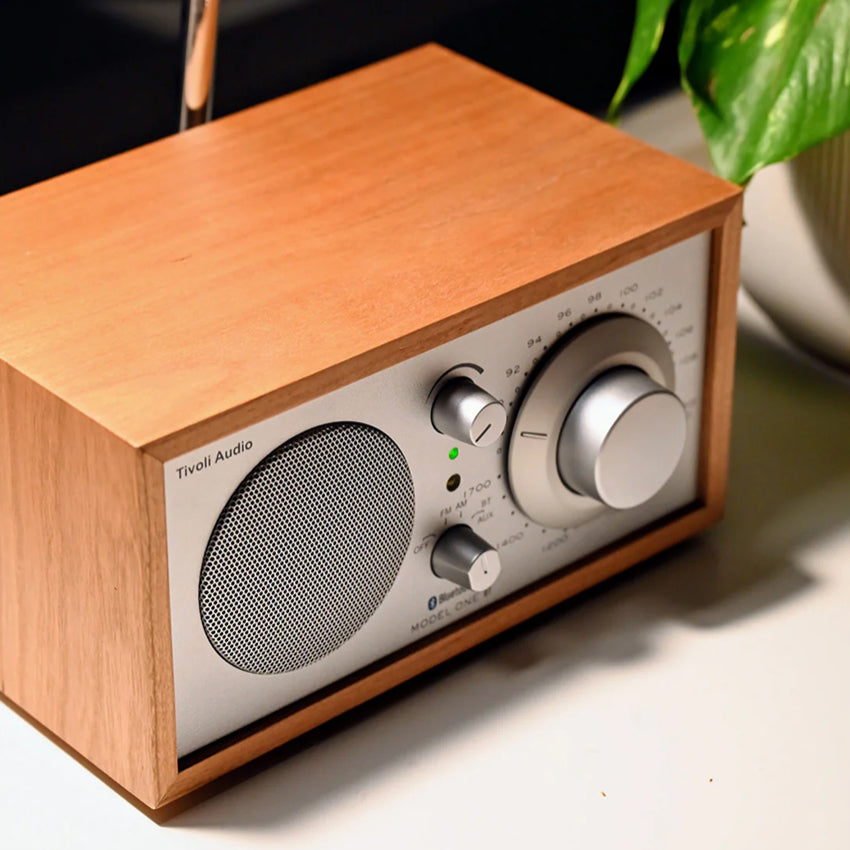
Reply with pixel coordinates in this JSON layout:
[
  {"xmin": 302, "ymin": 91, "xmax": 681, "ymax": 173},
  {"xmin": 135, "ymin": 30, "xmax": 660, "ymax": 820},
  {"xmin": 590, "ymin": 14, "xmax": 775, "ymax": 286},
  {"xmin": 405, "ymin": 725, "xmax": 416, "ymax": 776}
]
[{"xmin": 448, "ymin": 447, "xmax": 459, "ymax": 460}]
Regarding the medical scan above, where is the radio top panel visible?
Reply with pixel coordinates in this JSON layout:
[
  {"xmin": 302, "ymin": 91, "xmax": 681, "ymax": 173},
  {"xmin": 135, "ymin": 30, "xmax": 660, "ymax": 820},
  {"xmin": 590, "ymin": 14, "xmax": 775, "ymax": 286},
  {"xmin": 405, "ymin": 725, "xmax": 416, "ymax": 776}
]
[{"xmin": 0, "ymin": 45, "xmax": 739, "ymax": 458}]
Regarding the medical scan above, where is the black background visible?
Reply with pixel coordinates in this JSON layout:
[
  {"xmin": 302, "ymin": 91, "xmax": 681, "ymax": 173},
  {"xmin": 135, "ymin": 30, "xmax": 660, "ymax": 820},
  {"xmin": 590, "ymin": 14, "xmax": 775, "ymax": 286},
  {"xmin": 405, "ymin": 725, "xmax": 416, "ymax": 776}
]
[{"xmin": 0, "ymin": 0, "xmax": 680, "ymax": 195}]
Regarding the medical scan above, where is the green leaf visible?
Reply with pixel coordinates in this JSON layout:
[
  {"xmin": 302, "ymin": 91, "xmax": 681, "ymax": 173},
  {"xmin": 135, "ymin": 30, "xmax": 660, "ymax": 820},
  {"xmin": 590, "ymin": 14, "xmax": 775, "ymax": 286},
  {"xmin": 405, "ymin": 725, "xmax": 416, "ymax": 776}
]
[
  {"xmin": 609, "ymin": 0, "xmax": 678, "ymax": 119},
  {"xmin": 679, "ymin": 0, "xmax": 850, "ymax": 183}
]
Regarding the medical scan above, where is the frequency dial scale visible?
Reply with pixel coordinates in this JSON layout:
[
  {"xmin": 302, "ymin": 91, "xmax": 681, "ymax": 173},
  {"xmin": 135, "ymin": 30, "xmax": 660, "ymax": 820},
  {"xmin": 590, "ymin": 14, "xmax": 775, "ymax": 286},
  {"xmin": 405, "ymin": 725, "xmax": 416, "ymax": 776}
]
[{"xmin": 507, "ymin": 313, "xmax": 686, "ymax": 527}]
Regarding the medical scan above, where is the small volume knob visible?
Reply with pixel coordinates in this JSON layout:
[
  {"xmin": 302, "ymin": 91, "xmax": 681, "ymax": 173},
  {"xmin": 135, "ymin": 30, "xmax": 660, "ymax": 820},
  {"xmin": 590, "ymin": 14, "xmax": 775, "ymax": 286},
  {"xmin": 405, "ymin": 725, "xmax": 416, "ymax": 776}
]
[
  {"xmin": 431, "ymin": 377, "xmax": 507, "ymax": 447},
  {"xmin": 558, "ymin": 366, "xmax": 687, "ymax": 510},
  {"xmin": 431, "ymin": 525, "xmax": 501, "ymax": 592}
]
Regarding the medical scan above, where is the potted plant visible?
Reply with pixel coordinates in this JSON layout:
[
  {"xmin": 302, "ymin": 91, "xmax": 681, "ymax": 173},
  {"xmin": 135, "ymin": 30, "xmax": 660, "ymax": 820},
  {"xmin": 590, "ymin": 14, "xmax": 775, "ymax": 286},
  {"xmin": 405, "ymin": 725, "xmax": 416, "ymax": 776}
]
[{"xmin": 610, "ymin": 0, "xmax": 850, "ymax": 367}]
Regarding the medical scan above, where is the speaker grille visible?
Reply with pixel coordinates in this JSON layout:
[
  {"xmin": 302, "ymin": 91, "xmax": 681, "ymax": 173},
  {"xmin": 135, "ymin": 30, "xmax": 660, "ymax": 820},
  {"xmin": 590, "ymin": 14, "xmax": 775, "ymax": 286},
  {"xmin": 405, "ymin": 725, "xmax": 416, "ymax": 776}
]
[{"xmin": 199, "ymin": 423, "xmax": 415, "ymax": 674}]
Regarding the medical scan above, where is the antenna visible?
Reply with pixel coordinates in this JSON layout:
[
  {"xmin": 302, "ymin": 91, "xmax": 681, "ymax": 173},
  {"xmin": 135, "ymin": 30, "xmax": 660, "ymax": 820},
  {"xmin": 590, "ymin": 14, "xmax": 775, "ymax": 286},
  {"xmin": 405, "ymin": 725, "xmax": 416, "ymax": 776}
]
[{"xmin": 180, "ymin": 0, "xmax": 220, "ymax": 130}]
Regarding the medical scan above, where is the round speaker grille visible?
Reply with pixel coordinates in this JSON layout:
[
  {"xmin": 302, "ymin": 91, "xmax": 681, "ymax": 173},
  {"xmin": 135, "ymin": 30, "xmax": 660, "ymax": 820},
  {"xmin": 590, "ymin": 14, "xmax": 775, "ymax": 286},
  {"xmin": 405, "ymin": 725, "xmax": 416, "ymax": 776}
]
[{"xmin": 199, "ymin": 422, "xmax": 415, "ymax": 674}]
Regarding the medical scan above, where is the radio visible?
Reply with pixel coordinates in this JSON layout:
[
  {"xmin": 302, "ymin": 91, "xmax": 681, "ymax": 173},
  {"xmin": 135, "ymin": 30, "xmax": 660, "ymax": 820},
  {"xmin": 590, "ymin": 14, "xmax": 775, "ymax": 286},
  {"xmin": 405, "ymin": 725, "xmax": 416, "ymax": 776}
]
[{"xmin": 0, "ymin": 45, "xmax": 741, "ymax": 810}]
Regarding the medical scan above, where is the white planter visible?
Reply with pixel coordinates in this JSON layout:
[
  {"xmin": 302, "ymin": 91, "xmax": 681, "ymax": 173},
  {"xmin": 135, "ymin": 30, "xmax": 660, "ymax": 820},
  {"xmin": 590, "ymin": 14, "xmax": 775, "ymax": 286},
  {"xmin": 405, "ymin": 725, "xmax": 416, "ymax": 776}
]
[
  {"xmin": 622, "ymin": 93, "xmax": 850, "ymax": 371},
  {"xmin": 790, "ymin": 130, "xmax": 850, "ymax": 295},
  {"xmin": 740, "ymin": 131, "xmax": 850, "ymax": 371}
]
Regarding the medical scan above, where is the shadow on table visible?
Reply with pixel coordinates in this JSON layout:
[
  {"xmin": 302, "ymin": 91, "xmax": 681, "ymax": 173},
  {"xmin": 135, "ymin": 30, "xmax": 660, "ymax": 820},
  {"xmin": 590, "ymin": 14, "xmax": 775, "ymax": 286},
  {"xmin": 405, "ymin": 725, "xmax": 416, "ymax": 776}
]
[
  {"xmin": 659, "ymin": 322, "xmax": 850, "ymax": 628},
  {"xmin": 170, "ymin": 320, "xmax": 850, "ymax": 831}
]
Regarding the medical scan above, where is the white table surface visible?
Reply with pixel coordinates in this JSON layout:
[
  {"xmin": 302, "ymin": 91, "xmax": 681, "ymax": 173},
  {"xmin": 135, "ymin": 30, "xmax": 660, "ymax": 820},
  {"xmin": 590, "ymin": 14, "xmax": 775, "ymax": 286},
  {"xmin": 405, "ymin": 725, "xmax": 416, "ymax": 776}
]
[{"xmin": 3, "ymin": 95, "xmax": 850, "ymax": 849}]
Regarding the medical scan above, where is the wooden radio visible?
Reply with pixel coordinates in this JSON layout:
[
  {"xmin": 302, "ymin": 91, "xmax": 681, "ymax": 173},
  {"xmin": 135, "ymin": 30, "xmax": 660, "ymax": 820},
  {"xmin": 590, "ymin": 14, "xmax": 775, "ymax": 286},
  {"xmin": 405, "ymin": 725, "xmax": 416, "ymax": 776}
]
[{"xmin": 0, "ymin": 45, "xmax": 741, "ymax": 810}]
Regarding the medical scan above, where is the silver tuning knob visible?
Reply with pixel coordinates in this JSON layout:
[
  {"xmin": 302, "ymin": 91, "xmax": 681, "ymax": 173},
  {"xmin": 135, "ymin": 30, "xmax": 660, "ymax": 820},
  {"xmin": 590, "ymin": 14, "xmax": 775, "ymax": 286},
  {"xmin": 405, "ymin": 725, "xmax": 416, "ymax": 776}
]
[
  {"xmin": 431, "ymin": 377, "xmax": 507, "ymax": 447},
  {"xmin": 557, "ymin": 366, "xmax": 687, "ymax": 509},
  {"xmin": 431, "ymin": 525, "xmax": 501, "ymax": 592}
]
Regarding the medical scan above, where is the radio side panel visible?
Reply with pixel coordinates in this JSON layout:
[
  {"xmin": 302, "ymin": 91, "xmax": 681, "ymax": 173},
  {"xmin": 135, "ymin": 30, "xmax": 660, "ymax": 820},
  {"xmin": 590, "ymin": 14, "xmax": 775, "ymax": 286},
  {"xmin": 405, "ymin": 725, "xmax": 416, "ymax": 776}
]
[{"xmin": 0, "ymin": 362, "xmax": 173, "ymax": 807}]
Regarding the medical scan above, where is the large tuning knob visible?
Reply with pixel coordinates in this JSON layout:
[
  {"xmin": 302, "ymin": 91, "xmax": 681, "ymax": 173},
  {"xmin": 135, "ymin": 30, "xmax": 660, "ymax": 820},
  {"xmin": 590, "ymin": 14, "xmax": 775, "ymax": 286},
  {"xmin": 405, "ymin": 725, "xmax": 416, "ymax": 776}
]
[
  {"xmin": 507, "ymin": 314, "xmax": 686, "ymax": 528},
  {"xmin": 557, "ymin": 366, "xmax": 686, "ymax": 509},
  {"xmin": 431, "ymin": 377, "xmax": 507, "ymax": 447}
]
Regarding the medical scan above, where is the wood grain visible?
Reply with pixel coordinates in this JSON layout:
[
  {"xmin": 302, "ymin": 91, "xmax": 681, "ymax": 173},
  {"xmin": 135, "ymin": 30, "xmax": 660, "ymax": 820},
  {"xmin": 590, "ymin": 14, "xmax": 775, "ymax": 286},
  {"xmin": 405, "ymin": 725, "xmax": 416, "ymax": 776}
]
[
  {"xmin": 0, "ymin": 44, "xmax": 739, "ymax": 453},
  {"xmin": 0, "ymin": 363, "xmax": 173, "ymax": 806},
  {"xmin": 147, "ymin": 195, "xmax": 737, "ymax": 461},
  {"xmin": 700, "ymin": 198, "xmax": 744, "ymax": 514},
  {"xmin": 141, "ymin": 450, "xmax": 180, "ymax": 799}
]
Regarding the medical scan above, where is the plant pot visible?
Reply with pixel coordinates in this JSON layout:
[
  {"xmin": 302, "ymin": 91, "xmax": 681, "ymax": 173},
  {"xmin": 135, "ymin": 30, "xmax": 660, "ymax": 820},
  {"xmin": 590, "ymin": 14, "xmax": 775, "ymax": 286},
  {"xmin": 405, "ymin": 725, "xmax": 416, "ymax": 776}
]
[
  {"xmin": 621, "ymin": 93, "xmax": 850, "ymax": 371},
  {"xmin": 791, "ymin": 131, "xmax": 850, "ymax": 296},
  {"xmin": 742, "ymin": 130, "xmax": 850, "ymax": 371}
]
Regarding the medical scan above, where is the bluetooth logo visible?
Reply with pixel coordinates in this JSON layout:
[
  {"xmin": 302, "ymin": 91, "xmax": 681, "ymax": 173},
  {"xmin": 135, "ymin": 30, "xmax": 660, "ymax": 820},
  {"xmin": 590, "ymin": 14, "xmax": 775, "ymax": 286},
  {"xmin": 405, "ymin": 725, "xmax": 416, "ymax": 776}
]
[{"xmin": 428, "ymin": 596, "xmax": 438, "ymax": 611}]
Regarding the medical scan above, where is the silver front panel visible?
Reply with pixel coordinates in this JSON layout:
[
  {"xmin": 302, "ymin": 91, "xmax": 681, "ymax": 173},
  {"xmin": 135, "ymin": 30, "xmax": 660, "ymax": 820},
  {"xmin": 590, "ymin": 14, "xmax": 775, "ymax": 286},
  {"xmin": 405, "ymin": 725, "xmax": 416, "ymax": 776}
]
[{"xmin": 165, "ymin": 233, "xmax": 711, "ymax": 756}]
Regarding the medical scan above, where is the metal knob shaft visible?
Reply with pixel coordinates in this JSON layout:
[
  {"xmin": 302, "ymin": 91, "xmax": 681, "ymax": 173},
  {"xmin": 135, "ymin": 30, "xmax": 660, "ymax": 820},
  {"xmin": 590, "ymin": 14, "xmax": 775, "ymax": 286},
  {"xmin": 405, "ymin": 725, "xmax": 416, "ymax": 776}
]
[
  {"xmin": 557, "ymin": 366, "xmax": 687, "ymax": 509},
  {"xmin": 431, "ymin": 377, "xmax": 507, "ymax": 447},
  {"xmin": 431, "ymin": 525, "xmax": 501, "ymax": 592}
]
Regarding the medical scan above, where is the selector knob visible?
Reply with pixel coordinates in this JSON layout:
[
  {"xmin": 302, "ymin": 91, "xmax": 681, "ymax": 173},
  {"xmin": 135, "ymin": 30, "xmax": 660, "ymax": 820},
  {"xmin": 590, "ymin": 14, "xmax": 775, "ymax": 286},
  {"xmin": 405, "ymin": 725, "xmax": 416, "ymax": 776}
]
[
  {"xmin": 557, "ymin": 366, "xmax": 687, "ymax": 510},
  {"xmin": 431, "ymin": 525, "xmax": 501, "ymax": 592},
  {"xmin": 431, "ymin": 377, "xmax": 507, "ymax": 447}
]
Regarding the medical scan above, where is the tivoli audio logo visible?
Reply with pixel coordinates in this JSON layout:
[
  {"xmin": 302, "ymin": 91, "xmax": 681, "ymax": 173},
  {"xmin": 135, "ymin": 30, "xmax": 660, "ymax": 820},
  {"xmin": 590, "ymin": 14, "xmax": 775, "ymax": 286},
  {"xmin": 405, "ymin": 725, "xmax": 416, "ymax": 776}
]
[{"xmin": 175, "ymin": 439, "xmax": 253, "ymax": 480}]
